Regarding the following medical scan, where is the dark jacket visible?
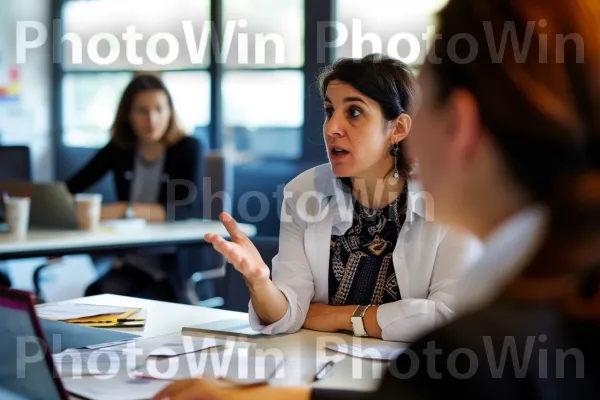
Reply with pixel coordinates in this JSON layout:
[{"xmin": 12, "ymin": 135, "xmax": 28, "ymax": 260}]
[
  {"xmin": 312, "ymin": 298, "xmax": 600, "ymax": 400},
  {"xmin": 66, "ymin": 136, "xmax": 203, "ymax": 221}
]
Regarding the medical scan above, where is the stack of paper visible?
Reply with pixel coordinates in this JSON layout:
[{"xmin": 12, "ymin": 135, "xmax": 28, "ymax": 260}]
[
  {"xmin": 35, "ymin": 303, "xmax": 146, "ymax": 328},
  {"xmin": 35, "ymin": 304, "xmax": 128, "ymax": 320}
]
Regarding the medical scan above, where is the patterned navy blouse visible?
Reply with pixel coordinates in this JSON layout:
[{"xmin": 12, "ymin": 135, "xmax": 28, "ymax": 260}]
[{"xmin": 328, "ymin": 187, "xmax": 408, "ymax": 306}]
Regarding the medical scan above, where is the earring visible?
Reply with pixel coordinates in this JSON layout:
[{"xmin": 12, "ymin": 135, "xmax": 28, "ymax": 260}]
[{"xmin": 390, "ymin": 143, "xmax": 400, "ymax": 179}]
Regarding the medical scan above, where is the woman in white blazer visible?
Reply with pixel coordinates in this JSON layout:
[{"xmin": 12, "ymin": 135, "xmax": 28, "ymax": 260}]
[{"xmin": 203, "ymin": 54, "xmax": 481, "ymax": 343}]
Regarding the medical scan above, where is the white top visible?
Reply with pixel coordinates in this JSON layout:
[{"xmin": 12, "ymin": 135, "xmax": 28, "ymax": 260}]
[
  {"xmin": 249, "ymin": 164, "xmax": 483, "ymax": 342},
  {"xmin": 454, "ymin": 205, "xmax": 549, "ymax": 315}
]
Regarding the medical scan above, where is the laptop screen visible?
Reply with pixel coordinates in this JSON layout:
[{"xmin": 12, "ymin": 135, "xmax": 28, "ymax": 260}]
[
  {"xmin": 0, "ymin": 388, "xmax": 29, "ymax": 400},
  {"xmin": 0, "ymin": 293, "xmax": 65, "ymax": 400}
]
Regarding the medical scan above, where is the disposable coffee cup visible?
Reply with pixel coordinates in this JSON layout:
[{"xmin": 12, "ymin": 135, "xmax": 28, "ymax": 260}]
[
  {"xmin": 75, "ymin": 193, "xmax": 103, "ymax": 231},
  {"xmin": 4, "ymin": 196, "xmax": 30, "ymax": 239}
]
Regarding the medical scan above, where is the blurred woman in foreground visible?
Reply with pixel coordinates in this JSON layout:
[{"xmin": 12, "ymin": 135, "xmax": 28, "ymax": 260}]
[{"xmin": 152, "ymin": 0, "xmax": 600, "ymax": 398}]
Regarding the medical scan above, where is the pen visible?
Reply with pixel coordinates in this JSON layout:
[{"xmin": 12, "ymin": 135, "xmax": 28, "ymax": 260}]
[
  {"xmin": 70, "ymin": 318, "xmax": 145, "ymax": 324},
  {"xmin": 312, "ymin": 360, "xmax": 335, "ymax": 382}
]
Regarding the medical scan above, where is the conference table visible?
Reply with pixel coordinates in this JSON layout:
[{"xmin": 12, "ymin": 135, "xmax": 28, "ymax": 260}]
[
  {"xmin": 0, "ymin": 219, "xmax": 257, "ymax": 260},
  {"xmin": 56, "ymin": 294, "xmax": 394, "ymax": 398}
]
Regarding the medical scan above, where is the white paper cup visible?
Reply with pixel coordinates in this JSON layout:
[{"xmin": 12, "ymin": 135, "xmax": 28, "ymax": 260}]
[
  {"xmin": 4, "ymin": 197, "xmax": 30, "ymax": 238},
  {"xmin": 75, "ymin": 193, "xmax": 103, "ymax": 231}
]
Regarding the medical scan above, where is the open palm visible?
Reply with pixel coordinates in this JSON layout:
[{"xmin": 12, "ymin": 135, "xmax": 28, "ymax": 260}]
[{"xmin": 204, "ymin": 213, "xmax": 269, "ymax": 283}]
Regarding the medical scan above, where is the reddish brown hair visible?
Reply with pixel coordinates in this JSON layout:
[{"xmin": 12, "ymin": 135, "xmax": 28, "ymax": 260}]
[{"xmin": 431, "ymin": 0, "xmax": 600, "ymax": 312}]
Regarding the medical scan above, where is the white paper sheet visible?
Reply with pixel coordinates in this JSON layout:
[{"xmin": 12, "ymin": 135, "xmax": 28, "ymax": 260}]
[
  {"xmin": 34, "ymin": 303, "xmax": 128, "ymax": 320},
  {"xmin": 135, "ymin": 351, "xmax": 284, "ymax": 386},
  {"xmin": 325, "ymin": 343, "xmax": 406, "ymax": 361},
  {"xmin": 54, "ymin": 337, "xmax": 227, "ymax": 378},
  {"xmin": 62, "ymin": 373, "xmax": 170, "ymax": 400},
  {"xmin": 147, "ymin": 338, "xmax": 226, "ymax": 357},
  {"xmin": 53, "ymin": 348, "xmax": 146, "ymax": 378},
  {"xmin": 267, "ymin": 355, "xmax": 333, "ymax": 386},
  {"xmin": 82, "ymin": 338, "xmax": 139, "ymax": 350}
]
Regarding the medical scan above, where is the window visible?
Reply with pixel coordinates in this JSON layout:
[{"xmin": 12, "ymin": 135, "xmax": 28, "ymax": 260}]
[
  {"xmin": 334, "ymin": 0, "xmax": 449, "ymax": 66},
  {"xmin": 222, "ymin": 71, "xmax": 303, "ymax": 159},
  {"xmin": 222, "ymin": 0, "xmax": 304, "ymax": 68},
  {"xmin": 221, "ymin": 0, "xmax": 305, "ymax": 160},
  {"xmin": 61, "ymin": 0, "xmax": 211, "ymax": 70},
  {"xmin": 161, "ymin": 71, "xmax": 211, "ymax": 135},
  {"xmin": 60, "ymin": 0, "xmax": 211, "ymax": 147},
  {"xmin": 58, "ymin": 0, "xmax": 306, "ymax": 160},
  {"xmin": 62, "ymin": 72, "xmax": 132, "ymax": 147}
]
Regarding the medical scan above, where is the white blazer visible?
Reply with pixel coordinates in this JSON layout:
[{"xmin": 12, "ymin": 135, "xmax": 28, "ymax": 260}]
[
  {"xmin": 248, "ymin": 164, "xmax": 482, "ymax": 342},
  {"xmin": 454, "ymin": 205, "xmax": 549, "ymax": 315}
]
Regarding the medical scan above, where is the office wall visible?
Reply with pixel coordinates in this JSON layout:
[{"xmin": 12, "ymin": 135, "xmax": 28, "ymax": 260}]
[{"xmin": 0, "ymin": 0, "xmax": 53, "ymax": 181}]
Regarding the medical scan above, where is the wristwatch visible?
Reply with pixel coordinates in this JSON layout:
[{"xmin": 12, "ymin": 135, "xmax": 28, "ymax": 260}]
[{"xmin": 351, "ymin": 305, "xmax": 371, "ymax": 337}]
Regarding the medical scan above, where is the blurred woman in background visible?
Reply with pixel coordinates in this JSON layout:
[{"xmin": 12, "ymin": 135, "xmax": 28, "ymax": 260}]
[
  {"xmin": 67, "ymin": 73, "xmax": 202, "ymax": 299},
  {"xmin": 67, "ymin": 73, "xmax": 201, "ymax": 222},
  {"xmin": 151, "ymin": 0, "xmax": 600, "ymax": 398}
]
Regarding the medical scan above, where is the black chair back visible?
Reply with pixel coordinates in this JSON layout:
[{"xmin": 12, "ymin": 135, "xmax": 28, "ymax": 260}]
[
  {"xmin": 0, "ymin": 145, "xmax": 31, "ymax": 288},
  {"xmin": 0, "ymin": 146, "xmax": 31, "ymax": 181}
]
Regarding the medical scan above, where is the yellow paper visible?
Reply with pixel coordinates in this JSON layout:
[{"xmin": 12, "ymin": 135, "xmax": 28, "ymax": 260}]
[{"xmin": 65, "ymin": 308, "xmax": 143, "ymax": 327}]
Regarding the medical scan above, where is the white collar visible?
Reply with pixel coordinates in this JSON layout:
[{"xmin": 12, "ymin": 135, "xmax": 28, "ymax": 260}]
[{"xmin": 454, "ymin": 205, "xmax": 550, "ymax": 314}]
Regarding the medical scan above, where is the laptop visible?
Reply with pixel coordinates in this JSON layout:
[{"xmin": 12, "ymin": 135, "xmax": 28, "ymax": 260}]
[
  {"xmin": 0, "ymin": 288, "xmax": 70, "ymax": 400},
  {"xmin": 0, "ymin": 181, "xmax": 78, "ymax": 230},
  {"xmin": 0, "ymin": 288, "xmax": 179, "ymax": 400}
]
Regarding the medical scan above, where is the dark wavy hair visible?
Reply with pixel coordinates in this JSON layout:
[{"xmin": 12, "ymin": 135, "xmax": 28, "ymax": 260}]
[{"xmin": 317, "ymin": 53, "xmax": 416, "ymax": 183}]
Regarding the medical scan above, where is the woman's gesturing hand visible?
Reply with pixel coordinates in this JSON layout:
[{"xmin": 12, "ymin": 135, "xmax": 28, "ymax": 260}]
[{"xmin": 204, "ymin": 213, "xmax": 270, "ymax": 284}]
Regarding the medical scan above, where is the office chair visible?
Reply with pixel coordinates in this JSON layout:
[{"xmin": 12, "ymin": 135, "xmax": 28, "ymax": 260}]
[
  {"xmin": 183, "ymin": 150, "xmax": 233, "ymax": 307},
  {"xmin": 0, "ymin": 145, "xmax": 32, "ymax": 289},
  {"xmin": 0, "ymin": 145, "xmax": 32, "ymax": 181},
  {"xmin": 0, "ymin": 145, "xmax": 32, "ymax": 222}
]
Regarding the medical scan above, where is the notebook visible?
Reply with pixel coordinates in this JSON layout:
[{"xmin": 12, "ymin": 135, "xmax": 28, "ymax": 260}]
[
  {"xmin": 63, "ymin": 308, "xmax": 146, "ymax": 328},
  {"xmin": 34, "ymin": 303, "xmax": 130, "ymax": 321},
  {"xmin": 182, "ymin": 318, "xmax": 266, "ymax": 337}
]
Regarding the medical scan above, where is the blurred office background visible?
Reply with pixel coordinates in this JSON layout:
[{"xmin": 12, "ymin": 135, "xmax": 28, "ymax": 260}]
[{"xmin": 0, "ymin": 0, "xmax": 446, "ymax": 303}]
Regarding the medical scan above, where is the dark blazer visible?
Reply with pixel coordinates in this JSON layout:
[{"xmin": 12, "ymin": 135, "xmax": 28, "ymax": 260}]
[
  {"xmin": 312, "ymin": 298, "xmax": 600, "ymax": 400},
  {"xmin": 66, "ymin": 136, "xmax": 203, "ymax": 221}
]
